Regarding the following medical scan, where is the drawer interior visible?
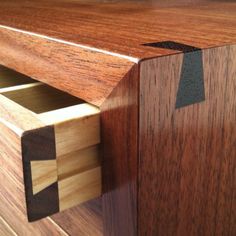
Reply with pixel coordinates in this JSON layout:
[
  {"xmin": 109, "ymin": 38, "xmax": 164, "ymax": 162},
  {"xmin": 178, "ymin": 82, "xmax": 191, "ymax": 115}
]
[
  {"xmin": 0, "ymin": 66, "xmax": 84, "ymax": 113},
  {"xmin": 2, "ymin": 84, "xmax": 84, "ymax": 114},
  {"xmin": 0, "ymin": 66, "xmax": 37, "ymax": 88},
  {"xmin": 0, "ymin": 65, "xmax": 101, "ymax": 221}
]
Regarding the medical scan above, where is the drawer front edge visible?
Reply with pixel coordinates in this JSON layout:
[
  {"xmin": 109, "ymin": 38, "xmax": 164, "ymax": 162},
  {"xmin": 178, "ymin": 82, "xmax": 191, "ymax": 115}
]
[{"xmin": 21, "ymin": 126, "xmax": 59, "ymax": 222}]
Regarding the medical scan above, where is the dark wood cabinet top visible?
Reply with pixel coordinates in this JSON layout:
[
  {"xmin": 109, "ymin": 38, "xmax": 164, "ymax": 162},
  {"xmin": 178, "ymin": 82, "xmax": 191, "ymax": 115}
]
[
  {"xmin": 0, "ymin": 0, "xmax": 235, "ymax": 105},
  {"xmin": 0, "ymin": 0, "xmax": 235, "ymax": 59}
]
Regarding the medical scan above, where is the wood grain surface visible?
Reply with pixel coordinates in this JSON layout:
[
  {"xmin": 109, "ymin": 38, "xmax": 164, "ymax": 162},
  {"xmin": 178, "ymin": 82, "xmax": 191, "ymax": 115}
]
[
  {"xmin": 0, "ymin": 27, "xmax": 134, "ymax": 106},
  {"xmin": 0, "ymin": 68, "xmax": 103, "ymax": 234},
  {"xmin": 0, "ymin": 216, "xmax": 17, "ymax": 236},
  {"xmin": 0, "ymin": 94, "xmax": 101, "ymax": 222},
  {"xmin": 101, "ymin": 65, "xmax": 139, "ymax": 236},
  {"xmin": 2, "ymin": 84, "xmax": 82, "ymax": 114},
  {"xmin": 0, "ymin": 122, "xmax": 67, "ymax": 235},
  {"xmin": 0, "ymin": 0, "xmax": 235, "ymax": 59},
  {"xmin": 0, "ymin": 1, "xmax": 235, "ymax": 106},
  {"xmin": 139, "ymin": 45, "xmax": 236, "ymax": 236},
  {"xmin": 0, "ymin": 1, "xmax": 235, "ymax": 235},
  {"xmin": 31, "ymin": 160, "xmax": 58, "ymax": 194},
  {"xmin": 51, "ymin": 198, "xmax": 103, "ymax": 236}
]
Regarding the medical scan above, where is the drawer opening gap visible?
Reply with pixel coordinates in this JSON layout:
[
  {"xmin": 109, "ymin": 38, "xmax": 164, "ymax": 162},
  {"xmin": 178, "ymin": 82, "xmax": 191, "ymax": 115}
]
[
  {"xmin": 0, "ymin": 65, "xmax": 85, "ymax": 114},
  {"xmin": 0, "ymin": 65, "xmax": 37, "ymax": 89}
]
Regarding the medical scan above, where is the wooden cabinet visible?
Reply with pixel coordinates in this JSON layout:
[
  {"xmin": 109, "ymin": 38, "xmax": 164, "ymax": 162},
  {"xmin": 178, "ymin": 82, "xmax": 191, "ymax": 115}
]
[
  {"xmin": 0, "ymin": 66, "xmax": 101, "ymax": 222},
  {"xmin": 0, "ymin": 1, "xmax": 235, "ymax": 235}
]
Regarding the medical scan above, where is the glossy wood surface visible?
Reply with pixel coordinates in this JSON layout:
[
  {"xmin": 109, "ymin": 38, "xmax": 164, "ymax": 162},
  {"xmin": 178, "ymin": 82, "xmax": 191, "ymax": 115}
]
[
  {"xmin": 101, "ymin": 65, "xmax": 139, "ymax": 236},
  {"xmin": 0, "ymin": 1, "xmax": 235, "ymax": 236},
  {"xmin": 139, "ymin": 45, "xmax": 236, "ymax": 235},
  {"xmin": 0, "ymin": 0, "xmax": 235, "ymax": 59},
  {"xmin": 0, "ymin": 1, "xmax": 235, "ymax": 106},
  {"xmin": 0, "ymin": 66, "xmax": 103, "ymax": 235},
  {"xmin": 0, "ymin": 27, "xmax": 134, "ymax": 106},
  {"xmin": 51, "ymin": 198, "xmax": 103, "ymax": 236},
  {"xmin": 0, "ymin": 76, "xmax": 102, "ymax": 222},
  {"xmin": 0, "ymin": 122, "xmax": 67, "ymax": 235}
]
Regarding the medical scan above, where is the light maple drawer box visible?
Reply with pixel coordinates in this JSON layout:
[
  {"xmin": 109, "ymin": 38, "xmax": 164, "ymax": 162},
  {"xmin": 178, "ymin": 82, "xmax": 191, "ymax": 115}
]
[{"xmin": 0, "ymin": 66, "xmax": 101, "ymax": 222}]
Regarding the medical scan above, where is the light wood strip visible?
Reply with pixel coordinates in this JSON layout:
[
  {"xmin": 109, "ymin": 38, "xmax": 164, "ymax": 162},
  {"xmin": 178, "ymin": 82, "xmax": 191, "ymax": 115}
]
[
  {"xmin": 0, "ymin": 216, "xmax": 17, "ymax": 236},
  {"xmin": 30, "ymin": 146, "xmax": 100, "ymax": 198},
  {"xmin": 0, "ymin": 82, "xmax": 42, "ymax": 93},
  {"xmin": 57, "ymin": 145, "xmax": 100, "ymax": 180},
  {"xmin": 0, "ymin": 94, "xmax": 43, "ymax": 135},
  {"xmin": 38, "ymin": 103, "xmax": 100, "ymax": 125},
  {"xmin": 54, "ymin": 113, "xmax": 100, "ymax": 157},
  {"xmin": 31, "ymin": 160, "xmax": 58, "ymax": 195},
  {"xmin": 30, "ymin": 146, "xmax": 101, "ymax": 202},
  {"xmin": 2, "ymin": 84, "xmax": 82, "ymax": 114},
  {"xmin": 58, "ymin": 167, "xmax": 101, "ymax": 212}
]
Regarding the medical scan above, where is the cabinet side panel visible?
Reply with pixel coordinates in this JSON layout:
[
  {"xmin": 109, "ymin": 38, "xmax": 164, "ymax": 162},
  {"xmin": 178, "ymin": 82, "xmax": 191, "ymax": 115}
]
[
  {"xmin": 139, "ymin": 45, "xmax": 236, "ymax": 236},
  {"xmin": 101, "ymin": 65, "xmax": 139, "ymax": 236}
]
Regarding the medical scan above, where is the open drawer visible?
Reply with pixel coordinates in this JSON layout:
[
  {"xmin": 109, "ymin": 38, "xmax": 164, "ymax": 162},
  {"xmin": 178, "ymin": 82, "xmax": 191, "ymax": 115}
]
[{"xmin": 0, "ymin": 66, "xmax": 101, "ymax": 222}]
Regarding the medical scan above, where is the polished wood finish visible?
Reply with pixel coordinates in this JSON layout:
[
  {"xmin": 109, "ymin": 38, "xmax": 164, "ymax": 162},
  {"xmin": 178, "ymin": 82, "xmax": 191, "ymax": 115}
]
[
  {"xmin": 0, "ymin": 216, "xmax": 17, "ymax": 236},
  {"xmin": 139, "ymin": 45, "xmax": 236, "ymax": 235},
  {"xmin": 101, "ymin": 65, "xmax": 139, "ymax": 236},
  {"xmin": 0, "ymin": 71, "xmax": 101, "ymax": 222},
  {"xmin": 0, "ymin": 1, "xmax": 235, "ymax": 107},
  {"xmin": 0, "ymin": 121, "xmax": 68, "ymax": 235},
  {"xmin": 0, "ymin": 27, "xmax": 134, "ymax": 106},
  {"xmin": 51, "ymin": 198, "xmax": 103, "ymax": 236},
  {"xmin": 0, "ymin": 1, "xmax": 235, "ymax": 235},
  {"xmin": 0, "ymin": 1, "xmax": 234, "ymax": 59}
]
